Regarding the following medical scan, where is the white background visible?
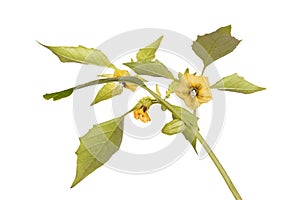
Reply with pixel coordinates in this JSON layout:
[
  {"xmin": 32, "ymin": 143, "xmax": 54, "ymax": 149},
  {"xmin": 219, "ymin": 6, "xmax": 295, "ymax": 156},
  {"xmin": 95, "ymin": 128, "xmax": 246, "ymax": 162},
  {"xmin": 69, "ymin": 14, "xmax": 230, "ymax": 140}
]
[{"xmin": 1, "ymin": 0, "xmax": 299, "ymax": 199}]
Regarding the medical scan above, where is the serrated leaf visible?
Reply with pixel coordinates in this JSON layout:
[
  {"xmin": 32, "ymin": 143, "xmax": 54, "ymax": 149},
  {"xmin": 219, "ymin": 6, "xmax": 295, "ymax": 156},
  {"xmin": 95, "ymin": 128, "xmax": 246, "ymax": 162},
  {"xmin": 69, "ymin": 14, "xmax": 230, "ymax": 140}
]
[
  {"xmin": 210, "ymin": 73, "xmax": 266, "ymax": 94},
  {"xmin": 43, "ymin": 88, "xmax": 73, "ymax": 101},
  {"xmin": 71, "ymin": 117, "xmax": 124, "ymax": 188},
  {"xmin": 162, "ymin": 119, "xmax": 186, "ymax": 135},
  {"xmin": 136, "ymin": 36, "xmax": 163, "ymax": 61},
  {"xmin": 91, "ymin": 83, "xmax": 123, "ymax": 105},
  {"xmin": 123, "ymin": 60, "xmax": 174, "ymax": 80},
  {"xmin": 192, "ymin": 25, "xmax": 241, "ymax": 67},
  {"xmin": 38, "ymin": 42, "xmax": 115, "ymax": 68}
]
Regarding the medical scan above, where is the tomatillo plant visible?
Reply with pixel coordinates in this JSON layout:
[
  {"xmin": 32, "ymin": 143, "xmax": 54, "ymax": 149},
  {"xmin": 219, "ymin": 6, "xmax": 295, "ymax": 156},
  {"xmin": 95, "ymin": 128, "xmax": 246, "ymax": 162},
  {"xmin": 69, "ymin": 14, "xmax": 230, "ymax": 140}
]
[{"xmin": 40, "ymin": 25, "xmax": 265, "ymax": 200}]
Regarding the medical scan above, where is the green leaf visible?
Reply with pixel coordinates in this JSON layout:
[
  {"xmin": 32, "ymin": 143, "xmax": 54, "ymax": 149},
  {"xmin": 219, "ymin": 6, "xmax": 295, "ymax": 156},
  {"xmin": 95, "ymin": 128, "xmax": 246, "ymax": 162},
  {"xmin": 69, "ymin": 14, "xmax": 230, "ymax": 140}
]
[
  {"xmin": 155, "ymin": 84, "xmax": 162, "ymax": 97},
  {"xmin": 135, "ymin": 75, "xmax": 148, "ymax": 82},
  {"xmin": 43, "ymin": 88, "xmax": 74, "ymax": 101},
  {"xmin": 162, "ymin": 119, "xmax": 186, "ymax": 135},
  {"xmin": 192, "ymin": 25, "xmax": 241, "ymax": 67},
  {"xmin": 123, "ymin": 60, "xmax": 174, "ymax": 80},
  {"xmin": 166, "ymin": 80, "xmax": 179, "ymax": 98},
  {"xmin": 182, "ymin": 127, "xmax": 198, "ymax": 154},
  {"xmin": 43, "ymin": 76, "xmax": 145, "ymax": 101},
  {"xmin": 91, "ymin": 83, "xmax": 123, "ymax": 106},
  {"xmin": 71, "ymin": 117, "xmax": 124, "ymax": 188},
  {"xmin": 38, "ymin": 42, "xmax": 115, "ymax": 68},
  {"xmin": 172, "ymin": 105, "xmax": 198, "ymax": 126},
  {"xmin": 210, "ymin": 73, "xmax": 266, "ymax": 94},
  {"xmin": 171, "ymin": 105, "xmax": 198, "ymax": 153},
  {"xmin": 136, "ymin": 36, "xmax": 163, "ymax": 61}
]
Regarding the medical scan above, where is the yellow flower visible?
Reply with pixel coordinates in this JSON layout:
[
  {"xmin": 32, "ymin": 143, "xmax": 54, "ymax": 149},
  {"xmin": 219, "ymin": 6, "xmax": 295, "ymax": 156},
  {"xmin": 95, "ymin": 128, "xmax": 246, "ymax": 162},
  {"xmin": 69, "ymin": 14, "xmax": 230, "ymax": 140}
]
[
  {"xmin": 134, "ymin": 106, "xmax": 151, "ymax": 123},
  {"xmin": 175, "ymin": 72, "xmax": 212, "ymax": 110},
  {"xmin": 133, "ymin": 97, "xmax": 153, "ymax": 123},
  {"xmin": 113, "ymin": 69, "xmax": 130, "ymax": 77},
  {"xmin": 100, "ymin": 69, "xmax": 137, "ymax": 91},
  {"xmin": 113, "ymin": 69, "xmax": 138, "ymax": 91}
]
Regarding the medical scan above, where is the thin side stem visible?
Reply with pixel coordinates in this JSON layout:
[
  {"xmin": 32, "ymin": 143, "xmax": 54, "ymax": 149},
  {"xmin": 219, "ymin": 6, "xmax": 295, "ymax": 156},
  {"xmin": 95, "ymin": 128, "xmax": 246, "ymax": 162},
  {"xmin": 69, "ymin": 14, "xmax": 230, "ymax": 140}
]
[{"xmin": 201, "ymin": 66, "xmax": 206, "ymax": 75}]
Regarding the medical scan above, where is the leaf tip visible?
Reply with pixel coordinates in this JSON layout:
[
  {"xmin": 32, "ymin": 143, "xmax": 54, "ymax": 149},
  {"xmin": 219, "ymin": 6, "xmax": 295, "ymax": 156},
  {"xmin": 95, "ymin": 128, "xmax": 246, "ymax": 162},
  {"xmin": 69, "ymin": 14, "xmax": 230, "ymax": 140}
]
[
  {"xmin": 258, "ymin": 87, "xmax": 266, "ymax": 92},
  {"xmin": 225, "ymin": 24, "xmax": 232, "ymax": 30},
  {"xmin": 36, "ymin": 40, "xmax": 48, "ymax": 48},
  {"xmin": 70, "ymin": 179, "xmax": 79, "ymax": 189},
  {"xmin": 43, "ymin": 88, "xmax": 74, "ymax": 101},
  {"xmin": 43, "ymin": 93, "xmax": 51, "ymax": 100}
]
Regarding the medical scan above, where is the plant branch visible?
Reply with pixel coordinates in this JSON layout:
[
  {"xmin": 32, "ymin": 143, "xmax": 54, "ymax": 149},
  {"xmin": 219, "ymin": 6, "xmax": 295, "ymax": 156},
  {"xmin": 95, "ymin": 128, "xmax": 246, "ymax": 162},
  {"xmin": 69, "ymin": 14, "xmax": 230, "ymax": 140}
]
[
  {"xmin": 44, "ymin": 76, "xmax": 242, "ymax": 199},
  {"xmin": 144, "ymin": 85, "xmax": 242, "ymax": 200},
  {"xmin": 195, "ymin": 131, "xmax": 242, "ymax": 200}
]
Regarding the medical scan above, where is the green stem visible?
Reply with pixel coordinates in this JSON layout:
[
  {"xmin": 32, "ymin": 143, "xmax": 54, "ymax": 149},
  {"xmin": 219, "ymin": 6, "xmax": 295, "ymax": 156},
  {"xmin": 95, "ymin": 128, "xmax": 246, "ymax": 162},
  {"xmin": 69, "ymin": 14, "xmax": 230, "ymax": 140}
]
[
  {"xmin": 201, "ymin": 66, "xmax": 206, "ymax": 75},
  {"xmin": 145, "ymin": 86, "xmax": 242, "ymax": 200},
  {"xmin": 140, "ymin": 85, "xmax": 181, "ymax": 119},
  {"xmin": 128, "ymin": 79, "xmax": 243, "ymax": 199},
  {"xmin": 193, "ymin": 108, "xmax": 242, "ymax": 200},
  {"xmin": 195, "ymin": 132, "xmax": 242, "ymax": 199},
  {"xmin": 193, "ymin": 109, "xmax": 197, "ymax": 126},
  {"xmin": 74, "ymin": 78, "xmax": 121, "ymax": 90},
  {"xmin": 46, "ymin": 77, "xmax": 242, "ymax": 199}
]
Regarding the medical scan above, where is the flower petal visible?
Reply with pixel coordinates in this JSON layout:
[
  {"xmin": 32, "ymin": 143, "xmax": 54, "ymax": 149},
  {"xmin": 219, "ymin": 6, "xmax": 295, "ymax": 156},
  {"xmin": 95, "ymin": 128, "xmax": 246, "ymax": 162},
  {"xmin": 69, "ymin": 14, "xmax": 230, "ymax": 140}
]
[
  {"xmin": 113, "ymin": 69, "xmax": 130, "ymax": 77},
  {"xmin": 184, "ymin": 96, "xmax": 200, "ymax": 110},
  {"xmin": 174, "ymin": 72, "xmax": 212, "ymax": 110},
  {"xmin": 133, "ymin": 107, "xmax": 151, "ymax": 123},
  {"xmin": 125, "ymin": 83, "xmax": 138, "ymax": 91}
]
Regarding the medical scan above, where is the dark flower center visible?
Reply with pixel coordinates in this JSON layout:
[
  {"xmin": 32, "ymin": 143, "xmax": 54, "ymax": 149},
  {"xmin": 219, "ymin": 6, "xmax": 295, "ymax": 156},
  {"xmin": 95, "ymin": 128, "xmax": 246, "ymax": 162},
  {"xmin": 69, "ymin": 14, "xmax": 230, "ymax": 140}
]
[
  {"xmin": 190, "ymin": 88, "xmax": 198, "ymax": 98},
  {"xmin": 120, "ymin": 82, "xmax": 126, "ymax": 87}
]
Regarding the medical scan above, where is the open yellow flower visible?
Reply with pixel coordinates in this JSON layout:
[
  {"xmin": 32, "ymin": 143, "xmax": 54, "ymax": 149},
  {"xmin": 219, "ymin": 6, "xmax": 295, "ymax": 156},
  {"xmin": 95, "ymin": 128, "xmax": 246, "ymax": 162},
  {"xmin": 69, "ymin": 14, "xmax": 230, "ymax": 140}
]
[
  {"xmin": 175, "ymin": 72, "xmax": 212, "ymax": 110},
  {"xmin": 134, "ymin": 106, "xmax": 151, "ymax": 123},
  {"xmin": 100, "ymin": 69, "xmax": 137, "ymax": 91}
]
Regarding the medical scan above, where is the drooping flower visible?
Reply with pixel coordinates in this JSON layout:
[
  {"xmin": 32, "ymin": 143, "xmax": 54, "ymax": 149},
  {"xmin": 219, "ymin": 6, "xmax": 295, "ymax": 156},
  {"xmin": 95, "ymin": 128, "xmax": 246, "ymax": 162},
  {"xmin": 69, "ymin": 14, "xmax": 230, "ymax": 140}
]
[
  {"xmin": 133, "ymin": 97, "xmax": 153, "ymax": 123},
  {"xmin": 100, "ymin": 69, "xmax": 137, "ymax": 91},
  {"xmin": 175, "ymin": 72, "xmax": 212, "ymax": 110},
  {"xmin": 134, "ymin": 106, "xmax": 151, "ymax": 123}
]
